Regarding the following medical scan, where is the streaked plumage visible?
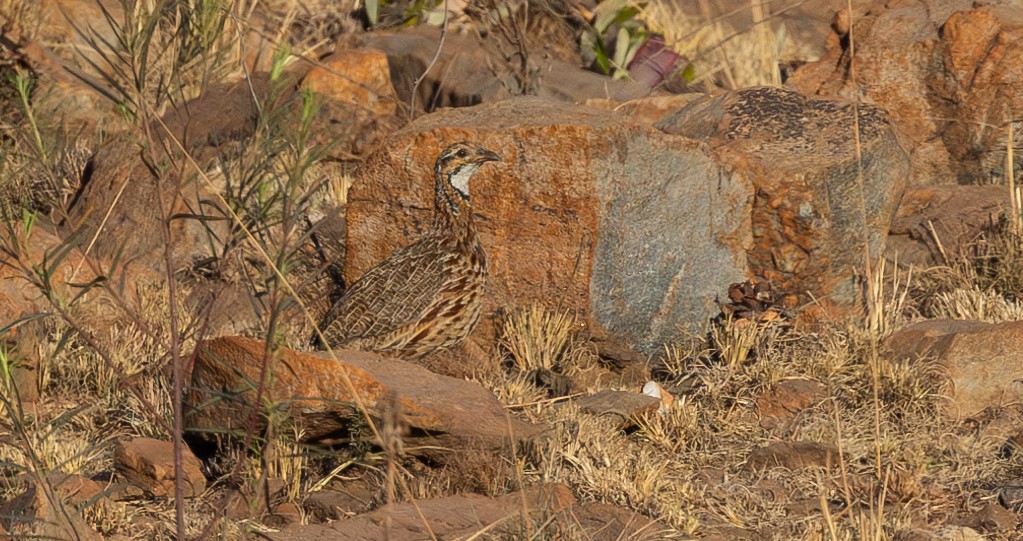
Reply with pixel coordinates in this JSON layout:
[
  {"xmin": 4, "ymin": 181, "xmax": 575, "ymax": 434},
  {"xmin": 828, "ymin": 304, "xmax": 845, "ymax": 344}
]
[{"xmin": 315, "ymin": 142, "xmax": 501, "ymax": 357}]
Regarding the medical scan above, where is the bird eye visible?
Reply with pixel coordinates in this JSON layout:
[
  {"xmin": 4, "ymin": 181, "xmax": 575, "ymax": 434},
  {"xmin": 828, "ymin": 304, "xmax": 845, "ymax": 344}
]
[{"xmin": 457, "ymin": 149, "xmax": 468, "ymax": 158}]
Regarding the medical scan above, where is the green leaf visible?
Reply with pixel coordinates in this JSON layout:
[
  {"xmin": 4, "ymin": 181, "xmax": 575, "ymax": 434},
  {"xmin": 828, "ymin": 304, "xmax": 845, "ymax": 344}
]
[
  {"xmin": 68, "ymin": 276, "xmax": 109, "ymax": 306},
  {"xmin": 21, "ymin": 209, "xmax": 36, "ymax": 239},
  {"xmin": 613, "ymin": 5, "xmax": 641, "ymax": 26},
  {"xmin": 0, "ymin": 313, "xmax": 47, "ymax": 339},
  {"xmin": 613, "ymin": 28, "xmax": 631, "ymax": 73},
  {"xmin": 681, "ymin": 62, "xmax": 696, "ymax": 82}
]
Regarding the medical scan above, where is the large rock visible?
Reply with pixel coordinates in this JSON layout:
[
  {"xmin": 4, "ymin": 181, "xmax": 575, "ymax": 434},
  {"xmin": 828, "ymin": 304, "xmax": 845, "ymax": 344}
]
[
  {"xmin": 0, "ymin": 474, "xmax": 102, "ymax": 541},
  {"xmin": 186, "ymin": 336, "xmax": 535, "ymax": 460},
  {"xmin": 269, "ymin": 484, "xmax": 670, "ymax": 541},
  {"xmin": 887, "ymin": 319, "xmax": 1023, "ymax": 419},
  {"xmin": 345, "ymin": 91, "xmax": 907, "ymax": 352},
  {"xmin": 345, "ymin": 96, "xmax": 752, "ymax": 353},
  {"xmin": 658, "ymin": 87, "xmax": 908, "ymax": 304},
  {"xmin": 355, "ymin": 26, "xmax": 653, "ymax": 112},
  {"xmin": 302, "ymin": 48, "xmax": 399, "ymax": 117},
  {"xmin": 67, "ymin": 65, "xmax": 399, "ymax": 271},
  {"xmin": 789, "ymin": 2, "xmax": 1023, "ymax": 186},
  {"xmin": 887, "ymin": 185, "xmax": 1009, "ymax": 267}
]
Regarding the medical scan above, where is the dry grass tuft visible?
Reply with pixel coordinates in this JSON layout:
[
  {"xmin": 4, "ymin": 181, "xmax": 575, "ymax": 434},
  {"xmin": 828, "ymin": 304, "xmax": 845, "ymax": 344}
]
[
  {"xmin": 500, "ymin": 304, "xmax": 581, "ymax": 374},
  {"xmin": 639, "ymin": 0, "xmax": 784, "ymax": 89}
]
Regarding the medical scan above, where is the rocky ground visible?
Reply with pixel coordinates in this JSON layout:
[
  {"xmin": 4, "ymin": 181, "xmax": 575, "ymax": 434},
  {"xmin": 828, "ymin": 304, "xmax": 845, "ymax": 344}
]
[{"xmin": 1, "ymin": 0, "xmax": 1023, "ymax": 539}]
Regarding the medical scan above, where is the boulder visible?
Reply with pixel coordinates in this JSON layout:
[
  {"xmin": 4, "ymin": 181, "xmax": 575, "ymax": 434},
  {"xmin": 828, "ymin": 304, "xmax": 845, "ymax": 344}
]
[
  {"xmin": 0, "ymin": 474, "xmax": 103, "ymax": 541},
  {"xmin": 66, "ymin": 65, "xmax": 397, "ymax": 271},
  {"xmin": 0, "ymin": 223, "xmax": 162, "ymax": 402},
  {"xmin": 269, "ymin": 483, "xmax": 669, "ymax": 540},
  {"xmin": 302, "ymin": 48, "xmax": 399, "ymax": 117},
  {"xmin": 345, "ymin": 96, "xmax": 752, "ymax": 353},
  {"xmin": 301, "ymin": 48, "xmax": 405, "ymax": 158},
  {"xmin": 887, "ymin": 185, "xmax": 1008, "ymax": 266},
  {"xmin": 113, "ymin": 437, "xmax": 207, "ymax": 498},
  {"xmin": 789, "ymin": 2, "xmax": 1023, "ymax": 186},
  {"xmin": 345, "ymin": 91, "xmax": 907, "ymax": 352},
  {"xmin": 355, "ymin": 26, "xmax": 653, "ymax": 112},
  {"xmin": 886, "ymin": 319, "xmax": 1023, "ymax": 418},
  {"xmin": 657, "ymin": 86, "xmax": 908, "ymax": 307},
  {"xmin": 186, "ymin": 336, "xmax": 536, "ymax": 461}
]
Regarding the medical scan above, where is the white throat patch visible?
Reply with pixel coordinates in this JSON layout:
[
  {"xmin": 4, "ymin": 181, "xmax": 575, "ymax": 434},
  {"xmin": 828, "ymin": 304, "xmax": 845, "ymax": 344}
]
[{"xmin": 448, "ymin": 164, "xmax": 480, "ymax": 197}]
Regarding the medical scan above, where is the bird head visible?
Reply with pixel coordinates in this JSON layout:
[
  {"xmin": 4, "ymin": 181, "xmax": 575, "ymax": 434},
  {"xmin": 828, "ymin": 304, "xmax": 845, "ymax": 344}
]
[{"xmin": 434, "ymin": 142, "xmax": 502, "ymax": 199}]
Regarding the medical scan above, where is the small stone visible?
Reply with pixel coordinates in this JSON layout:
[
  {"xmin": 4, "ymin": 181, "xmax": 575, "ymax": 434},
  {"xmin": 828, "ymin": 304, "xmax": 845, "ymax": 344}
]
[
  {"xmin": 572, "ymin": 390, "xmax": 662, "ymax": 424},
  {"xmin": 642, "ymin": 381, "xmax": 674, "ymax": 413},
  {"xmin": 303, "ymin": 487, "xmax": 376, "ymax": 521},
  {"xmin": 113, "ymin": 438, "xmax": 206, "ymax": 498},
  {"xmin": 999, "ymin": 480, "xmax": 1023, "ymax": 510},
  {"xmin": 757, "ymin": 379, "xmax": 826, "ymax": 430},
  {"xmin": 746, "ymin": 441, "xmax": 838, "ymax": 470},
  {"xmin": 935, "ymin": 526, "xmax": 985, "ymax": 541},
  {"xmin": 962, "ymin": 502, "xmax": 1019, "ymax": 533}
]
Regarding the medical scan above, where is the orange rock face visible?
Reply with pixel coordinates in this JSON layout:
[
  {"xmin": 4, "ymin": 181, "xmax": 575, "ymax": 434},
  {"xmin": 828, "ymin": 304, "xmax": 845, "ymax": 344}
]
[
  {"xmin": 114, "ymin": 437, "xmax": 207, "ymax": 498},
  {"xmin": 301, "ymin": 48, "xmax": 399, "ymax": 117},
  {"xmin": 789, "ymin": 3, "xmax": 1023, "ymax": 186}
]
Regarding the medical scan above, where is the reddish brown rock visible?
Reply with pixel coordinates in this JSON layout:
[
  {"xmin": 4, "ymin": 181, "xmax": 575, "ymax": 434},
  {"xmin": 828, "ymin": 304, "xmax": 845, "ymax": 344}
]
[
  {"xmin": 962, "ymin": 502, "xmax": 1020, "ymax": 534},
  {"xmin": 303, "ymin": 484, "xmax": 377, "ymax": 521},
  {"xmin": 0, "ymin": 224, "xmax": 156, "ymax": 402},
  {"xmin": 0, "ymin": 474, "xmax": 103, "ymax": 541},
  {"xmin": 302, "ymin": 48, "xmax": 399, "ymax": 117},
  {"xmin": 64, "ymin": 67, "xmax": 360, "ymax": 269},
  {"xmin": 270, "ymin": 484, "xmax": 669, "ymax": 540},
  {"xmin": 186, "ymin": 336, "xmax": 536, "ymax": 461},
  {"xmin": 940, "ymin": 7, "xmax": 1023, "ymax": 183},
  {"xmin": 887, "ymin": 185, "xmax": 1008, "ymax": 266},
  {"xmin": 584, "ymin": 94, "xmax": 704, "ymax": 126},
  {"xmin": 355, "ymin": 26, "xmax": 653, "ymax": 112},
  {"xmin": 746, "ymin": 441, "xmax": 839, "ymax": 470},
  {"xmin": 44, "ymin": 472, "xmax": 106, "ymax": 507},
  {"xmin": 789, "ymin": 2, "xmax": 1023, "ymax": 186},
  {"xmin": 113, "ymin": 437, "xmax": 207, "ymax": 498},
  {"xmin": 757, "ymin": 379, "xmax": 827, "ymax": 431},
  {"xmin": 572, "ymin": 390, "xmax": 662, "ymax": 425},
  {"xmin": 346, "ymin": 90, "xmax": 907, "ymax": 352},
  {"xmin": 886, "ymin": 319, "xmax": 1023, "ymax": 419}
]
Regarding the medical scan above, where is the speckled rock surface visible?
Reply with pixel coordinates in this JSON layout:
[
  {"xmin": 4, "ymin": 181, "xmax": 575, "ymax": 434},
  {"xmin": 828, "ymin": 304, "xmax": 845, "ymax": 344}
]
[{"xmin": 658, "ymin": 87, "xmax": 909, "ymax": 306}]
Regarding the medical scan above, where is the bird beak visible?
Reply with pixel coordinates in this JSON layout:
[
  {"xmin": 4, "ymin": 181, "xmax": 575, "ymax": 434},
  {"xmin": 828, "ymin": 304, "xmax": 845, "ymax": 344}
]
[{"xmin": 476, "ymin": 148, "xmax": 501, "ymax": 163}]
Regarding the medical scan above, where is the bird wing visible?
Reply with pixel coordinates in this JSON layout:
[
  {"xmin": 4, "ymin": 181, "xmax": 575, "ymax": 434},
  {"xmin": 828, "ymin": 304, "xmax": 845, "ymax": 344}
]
[{"xmin": 318, "ymin": 238, "xmax": 458, "ymax": 345}]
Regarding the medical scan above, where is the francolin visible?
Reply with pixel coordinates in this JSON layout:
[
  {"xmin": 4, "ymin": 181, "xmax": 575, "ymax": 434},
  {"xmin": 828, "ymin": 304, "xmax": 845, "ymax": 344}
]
[{"xmin": 315, "ymin": 142, "xmax": 501, "ymax": 358}]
